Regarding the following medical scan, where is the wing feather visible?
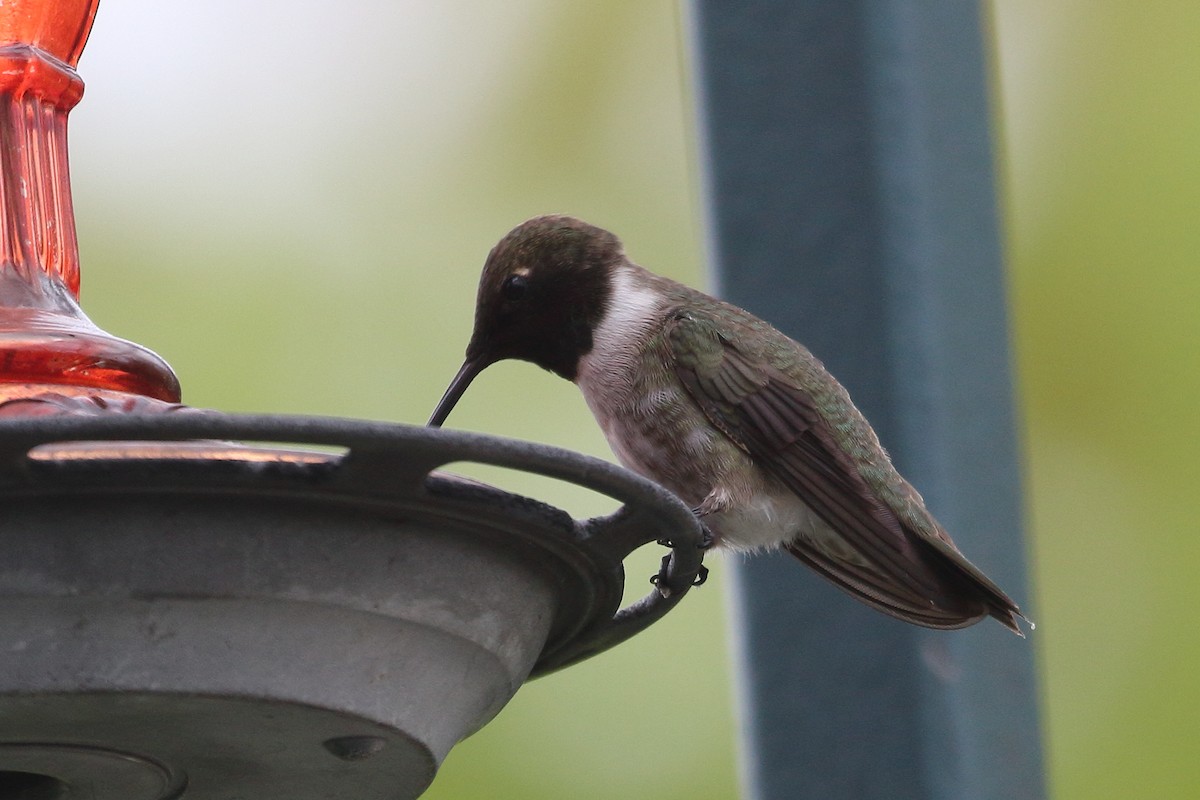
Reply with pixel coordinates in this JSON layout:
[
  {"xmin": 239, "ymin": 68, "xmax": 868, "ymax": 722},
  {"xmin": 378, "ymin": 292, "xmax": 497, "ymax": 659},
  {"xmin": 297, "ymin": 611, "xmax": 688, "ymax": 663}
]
[{"xmin": 668, "ymin": 311, "xmax": 1022, "ymax": 631}]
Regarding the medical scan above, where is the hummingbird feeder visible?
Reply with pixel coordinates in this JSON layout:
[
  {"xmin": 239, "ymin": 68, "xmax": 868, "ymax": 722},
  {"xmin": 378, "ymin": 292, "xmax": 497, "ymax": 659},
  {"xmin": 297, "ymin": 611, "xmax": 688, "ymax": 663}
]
[{"xmin": 0, "ymin": 3, "xmax": 706, "ymax": 799}]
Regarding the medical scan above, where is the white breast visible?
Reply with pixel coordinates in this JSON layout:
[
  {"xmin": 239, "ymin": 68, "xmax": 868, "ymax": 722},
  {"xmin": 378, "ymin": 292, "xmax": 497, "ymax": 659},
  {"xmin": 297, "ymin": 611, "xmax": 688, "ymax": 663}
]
[
  {"xmin": 576, "ymin": 267, "xmax": 665, "ymax": 389},
  {"xmin": 575, "ymin": 265, "xmax": 667, "ymax": 453}
]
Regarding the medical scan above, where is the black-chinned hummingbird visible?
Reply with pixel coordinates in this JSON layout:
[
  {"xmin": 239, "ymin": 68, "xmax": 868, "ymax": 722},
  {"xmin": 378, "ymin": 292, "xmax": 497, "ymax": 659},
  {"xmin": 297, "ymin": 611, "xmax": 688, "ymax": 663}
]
[{"xmin": 429, "ymin": 215, "xmax": 1027, "ymax": 634}]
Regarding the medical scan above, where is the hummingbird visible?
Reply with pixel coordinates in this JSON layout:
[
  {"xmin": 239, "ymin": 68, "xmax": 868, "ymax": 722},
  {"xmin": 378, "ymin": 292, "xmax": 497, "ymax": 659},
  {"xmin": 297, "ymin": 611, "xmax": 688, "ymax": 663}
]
[{"xmin": 429, "ymin": 215, "xmax": 1027, "ymax": 634}]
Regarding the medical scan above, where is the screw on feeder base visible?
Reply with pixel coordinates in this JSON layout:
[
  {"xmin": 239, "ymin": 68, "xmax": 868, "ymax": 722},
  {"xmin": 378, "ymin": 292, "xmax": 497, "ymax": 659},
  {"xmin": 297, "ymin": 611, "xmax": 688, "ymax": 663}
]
[{"xmin": 322, "ymin": 736, "xmax": 388, "ymax": 763}]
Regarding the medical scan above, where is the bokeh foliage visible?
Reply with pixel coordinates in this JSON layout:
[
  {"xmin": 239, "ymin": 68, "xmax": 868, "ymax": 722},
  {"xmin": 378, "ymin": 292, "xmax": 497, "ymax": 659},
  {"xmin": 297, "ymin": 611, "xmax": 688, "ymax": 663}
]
[{"xmin": 993, "ymin": 2, "xmax": 1200, "ymax": 798}]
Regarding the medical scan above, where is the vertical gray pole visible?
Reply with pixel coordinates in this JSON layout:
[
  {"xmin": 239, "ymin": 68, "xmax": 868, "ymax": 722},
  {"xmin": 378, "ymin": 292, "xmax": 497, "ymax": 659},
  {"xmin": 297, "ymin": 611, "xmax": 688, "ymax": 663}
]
[{"xmin": 688, "ymin": 3, "xmax": 1045, "ymax": 799}]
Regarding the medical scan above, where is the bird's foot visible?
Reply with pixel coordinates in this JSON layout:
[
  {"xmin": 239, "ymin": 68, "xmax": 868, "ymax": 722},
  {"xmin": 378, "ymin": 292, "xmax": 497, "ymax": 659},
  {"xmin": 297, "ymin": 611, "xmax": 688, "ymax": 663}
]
[
  {"xmin": 656, "ymin": 521, "xmax": 715, "ymax": 551},
  {"xmin": 650, "ymin": 554, "xmax": 709, "ymax": 597},
  {"xmin": 689, "ymin": 505, "xmax": 719, "ymax": 551}
]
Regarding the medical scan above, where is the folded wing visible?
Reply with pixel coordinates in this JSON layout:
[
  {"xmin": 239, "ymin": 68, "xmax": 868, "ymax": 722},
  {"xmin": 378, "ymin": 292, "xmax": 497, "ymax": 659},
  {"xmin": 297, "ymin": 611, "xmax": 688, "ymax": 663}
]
[{"xmin": 668, "ymin": 311, "xmax": 1023, "ymax": 632}]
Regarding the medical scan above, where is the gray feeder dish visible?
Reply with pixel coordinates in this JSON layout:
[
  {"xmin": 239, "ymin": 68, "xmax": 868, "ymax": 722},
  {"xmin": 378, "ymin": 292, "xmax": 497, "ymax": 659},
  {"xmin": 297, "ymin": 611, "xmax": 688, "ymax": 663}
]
[{"xmin": 0, "ymin": 413, "xmax": 705, "ymax": 800}]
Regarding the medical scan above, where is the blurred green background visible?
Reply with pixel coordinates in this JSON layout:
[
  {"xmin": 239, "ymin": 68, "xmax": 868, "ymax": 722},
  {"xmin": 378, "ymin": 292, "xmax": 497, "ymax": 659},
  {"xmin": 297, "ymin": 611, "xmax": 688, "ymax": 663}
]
[{"xmin": 66, "ymin": 2, "xmax": 1198, "ymax": 798}]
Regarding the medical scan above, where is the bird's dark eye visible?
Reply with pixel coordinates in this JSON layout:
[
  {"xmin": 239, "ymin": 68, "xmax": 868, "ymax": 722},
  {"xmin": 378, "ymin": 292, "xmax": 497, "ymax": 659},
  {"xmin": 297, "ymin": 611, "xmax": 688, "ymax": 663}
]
[{"xmin": 501, "ymin": 273, "xmax": 528, "ymax": 301}]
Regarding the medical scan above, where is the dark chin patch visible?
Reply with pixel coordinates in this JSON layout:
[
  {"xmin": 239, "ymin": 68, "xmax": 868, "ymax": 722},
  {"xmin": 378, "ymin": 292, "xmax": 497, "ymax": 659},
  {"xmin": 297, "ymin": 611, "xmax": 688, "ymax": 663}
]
[
  {"xmin": 518, "ymin": 298, "xmax": 597, "ymax": 381},
  {"xmin": 544, "ymin": 326, "xmax": 592, "ymax": 381}
]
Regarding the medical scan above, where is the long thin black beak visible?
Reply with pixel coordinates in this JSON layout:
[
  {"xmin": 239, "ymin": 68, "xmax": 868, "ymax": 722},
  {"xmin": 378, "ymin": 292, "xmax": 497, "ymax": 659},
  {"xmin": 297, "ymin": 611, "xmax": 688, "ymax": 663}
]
[{"xmin": 428, "ymin": 358, "xmax": 487, "ymax": 427}]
